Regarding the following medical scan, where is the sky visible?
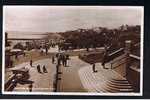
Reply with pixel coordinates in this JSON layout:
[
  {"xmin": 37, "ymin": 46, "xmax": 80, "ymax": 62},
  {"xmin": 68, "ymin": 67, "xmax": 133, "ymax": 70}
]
[{"xmin": 4, "ymin": 6, "xmax": 143, "ymax": 38}]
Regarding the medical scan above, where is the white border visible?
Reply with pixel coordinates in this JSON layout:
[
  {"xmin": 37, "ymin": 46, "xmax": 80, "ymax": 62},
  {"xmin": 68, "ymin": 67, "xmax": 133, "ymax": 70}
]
[{"xmin": 2, "ymin": 6, "xmax": 144, "ymax": 96}]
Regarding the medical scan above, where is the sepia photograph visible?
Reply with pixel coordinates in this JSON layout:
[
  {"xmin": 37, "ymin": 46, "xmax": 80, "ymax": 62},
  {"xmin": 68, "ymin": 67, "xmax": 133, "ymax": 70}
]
[{"xmin": 2, "ymin": 6, "xmax": 143, "ymax": 96}]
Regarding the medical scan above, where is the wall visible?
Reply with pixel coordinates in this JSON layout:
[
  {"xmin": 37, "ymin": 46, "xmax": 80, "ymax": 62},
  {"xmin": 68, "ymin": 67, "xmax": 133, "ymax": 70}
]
[
  {"xmin": 126, "ymin": 66, "xmax": 140, "ymax": 92},
  {"xmin": 113, "ymin": 63, "xmax": 126, "ymax": 77}
]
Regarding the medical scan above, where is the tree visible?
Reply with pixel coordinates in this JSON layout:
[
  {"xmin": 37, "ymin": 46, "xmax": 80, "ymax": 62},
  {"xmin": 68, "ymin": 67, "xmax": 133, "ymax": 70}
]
[{"xmin": 13, "ymin": 42, "xmax": 24, "ymax": 50}]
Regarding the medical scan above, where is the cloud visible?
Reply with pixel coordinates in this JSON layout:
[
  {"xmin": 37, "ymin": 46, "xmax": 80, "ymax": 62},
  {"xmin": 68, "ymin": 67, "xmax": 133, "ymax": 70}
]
[{"xmin": 4, "ymin": 6, "xmax": 143, "ymax": 33}]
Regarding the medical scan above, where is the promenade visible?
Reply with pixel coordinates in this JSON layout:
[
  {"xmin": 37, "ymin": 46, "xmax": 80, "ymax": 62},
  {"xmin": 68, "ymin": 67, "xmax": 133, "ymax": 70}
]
[
  {"xmin": 8, "ymin": 58, "xmax": 56, "ymax": 92},
  {"xmin": 60, "ymin": 56, "xmax": 89, "ymax": 92},
  {"xmin": 5, "ymin": 48, "xmax": 134, "ymax": 93}
]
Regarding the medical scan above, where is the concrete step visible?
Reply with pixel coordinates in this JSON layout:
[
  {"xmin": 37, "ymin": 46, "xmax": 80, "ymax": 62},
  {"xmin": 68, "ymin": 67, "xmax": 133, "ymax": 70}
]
[
  {"xmin": 108, "ymin": 82, "xmax": 132, "ymax": 86},
  {"xmin": 103, "ymin": 87, "xmax": 133, "ymax": 93},
  {"xmin": 78, "ymin": 65, "xmax": 134, "ymax": 93},
  {"xmin": 107, "ymin": 83, "xmax": 132, "ymax": 89},
  {"xmin": 104, "ymin": 84, "xmax": 133, "ymax": 92},
  {"xmin": 110, "ymin": 79, "xmax": 129, "ymax": 84}
]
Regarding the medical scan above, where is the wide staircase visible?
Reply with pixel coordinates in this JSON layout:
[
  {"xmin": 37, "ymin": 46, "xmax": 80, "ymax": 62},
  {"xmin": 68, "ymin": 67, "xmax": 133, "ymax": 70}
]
[{"xmin": 78, "ymin": 63, "xmax": 134, "ymax": 93}]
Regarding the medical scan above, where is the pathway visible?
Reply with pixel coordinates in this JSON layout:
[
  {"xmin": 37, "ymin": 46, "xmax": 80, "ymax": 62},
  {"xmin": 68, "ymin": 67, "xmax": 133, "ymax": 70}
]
[
  {"xmin": 8, "ymin": 58, "xmax": 56, "ymax": 92},
  {"xmin": 60, "ymin": 56, "xmax": 90, "ymax": 92}
]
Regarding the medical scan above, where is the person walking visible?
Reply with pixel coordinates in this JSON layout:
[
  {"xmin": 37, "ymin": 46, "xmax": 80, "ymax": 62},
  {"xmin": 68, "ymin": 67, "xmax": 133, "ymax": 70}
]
[
  {"xmin": 57, "ymin": 54, "xmax": 61, "ymax": 66},
  {"xmin": 45, "ymin": 47, "xmax": 48, "ymax": 55},
  {"xmin": 29, "ymin": 83, "xmax": 33, "ymax": 92},
  {"xmin": 30, "ymin": 59, "xmax": 33, "ymax": 67},
  {"xmin": 52, "ymin": 56, "xmax": 55, "ymax": 64},
  {"xmin": 59, "ymin": 54, "xmax": 63, "ymax": 65},
  {"xmin": 62, "ymin": 54, "xmax": 65, "ymax": 66},
  {"xmin": 43, "ymin": 65, "xmax": 48, "ymax": 73},
  {"xmin": 37, "ymin": 64, "xmax": 41, "ymax": 73},
  {"xmin": 64, "ymin": 55, "xmax": 67, "ymax": 67},
  {"xmin": 65, "ymin": 54, "xmax": 69, "ymax": 67},
  {"xmin": 92, "ymin": 63, "xmax": 97, "ymax": 73}
]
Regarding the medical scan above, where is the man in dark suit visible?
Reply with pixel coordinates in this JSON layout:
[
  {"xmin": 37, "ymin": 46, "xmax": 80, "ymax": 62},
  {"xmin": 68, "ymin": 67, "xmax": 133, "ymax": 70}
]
[
  {"xmin": 92, "ymin": 63, "xmax": 97, "ymax": 73},
  {"xmin": 30, "ymin": 60, "xmax": 33, "ymax": 67},
  {"xmin": 52, "ymin": 56, "xmax": 55, "ymax": 64}
]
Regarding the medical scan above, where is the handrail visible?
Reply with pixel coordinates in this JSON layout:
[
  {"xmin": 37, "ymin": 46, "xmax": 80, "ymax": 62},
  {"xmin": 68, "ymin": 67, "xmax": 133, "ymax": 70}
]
[
  {"xmin": 110, "ymin": 54, "xmax": 140, "ymax": 69},
  {"xmin": 108, "ymin": 48, "xmax": 124, "ymax": 56},
  {"xmin": 109, "ymin": 43, "xmax": 140, "ymax": 69},
  {"xmin": 104, "ymin": 47, "xmax": 125, "ymax": 69},
  {"xmin": 129, "ymin": 54, "xmax": 140, "ymax": 60}
]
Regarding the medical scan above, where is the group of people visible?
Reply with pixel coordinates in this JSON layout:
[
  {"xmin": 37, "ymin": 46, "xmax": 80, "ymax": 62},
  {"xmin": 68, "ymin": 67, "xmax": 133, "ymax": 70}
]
[
  {"xmin": 30, "ymin": 60, "xmax": 48, "ymax": 73},
  {"xmin": 52, "ymin": 53, "xmax": 70, "ymax": 67},
  {"xmin": 37, "ymin": 65, "xmax": 48, "ymax": 73},
  {"xmin": 40, "ymin": 47, "xmax": 48, "ymax": 55}
]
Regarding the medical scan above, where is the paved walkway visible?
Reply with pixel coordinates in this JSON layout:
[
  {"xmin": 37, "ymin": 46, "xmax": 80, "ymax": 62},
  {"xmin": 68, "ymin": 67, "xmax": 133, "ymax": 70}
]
[
  {"xmin": 8, "ymin": 58, "xmax": 56, "ymax": 92},
  {"xmin": 5, "ymin": 49, "xmax": 130, "ymax": 93},
  {"xmin": 60, "ymin": 56, "xmax": 90, "ymax": 92},
  {"xmin": 10, "ymin": 56, "xmax": 91, "ymax": 92}
]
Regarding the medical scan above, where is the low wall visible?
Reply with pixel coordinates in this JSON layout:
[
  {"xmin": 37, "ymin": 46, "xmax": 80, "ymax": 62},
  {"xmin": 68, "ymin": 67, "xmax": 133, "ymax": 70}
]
[
  {"xmin": 113, "ymin": 64, "xmax": 140, "ymax": 92},
  {"xmin": 126, "ymin": 67, "xmax": 140, "ymax": 92},
  {"xmin": 113, "ymin": 63, "xmax": 126, "ymax": 77},
  {"xmin": 78, "ymin": 52, "xmax": 104, "ymax": 64}
]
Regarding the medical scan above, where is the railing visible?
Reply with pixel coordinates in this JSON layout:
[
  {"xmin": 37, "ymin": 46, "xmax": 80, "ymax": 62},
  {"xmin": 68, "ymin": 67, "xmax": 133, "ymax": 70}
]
[
  {"xmin": 110, "ymin": 55, "xmax": 127, "ymax": 69},
  {"xmin": 110, "ymin": 55, "xmax": 140, "ymax": 69},
  {"xmin": 108, "ymin": 48, "xmax": 124, "ymax": 62},
  {"xmin": 129, "ymin": 54, "xmax": 140, "ymax": 60},
  {"xmin": 107, "ymin": 48, "xmax": 125, "ymax": 65},
  {"xmin": 108, "ymin": 48, "xmax": 124, "ymax": 57}
]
